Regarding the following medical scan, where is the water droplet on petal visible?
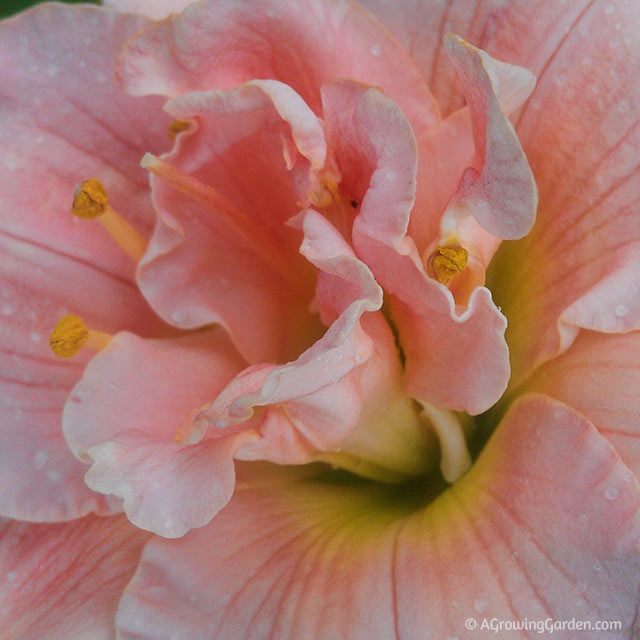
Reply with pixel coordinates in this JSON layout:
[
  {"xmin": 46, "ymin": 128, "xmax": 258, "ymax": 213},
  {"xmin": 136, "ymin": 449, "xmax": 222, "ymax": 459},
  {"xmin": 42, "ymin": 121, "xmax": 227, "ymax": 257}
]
[
  {"xmin": 370, "ymin": 43, "xmax": 382, "ymax": 57},
  {"xmin": 604, "ymin": 486, "xmax": 619, "ymax": 500},
  {"xmin": 34, "ymin": 449, "xmax": 49, "ymax": 470},
  {"xmin": 474, "ymin": 599, "xmax": 488, "ymax": 613},
  {"xmin": 614, "ymin": 304, "xmax": 629, "ymax": 318}
]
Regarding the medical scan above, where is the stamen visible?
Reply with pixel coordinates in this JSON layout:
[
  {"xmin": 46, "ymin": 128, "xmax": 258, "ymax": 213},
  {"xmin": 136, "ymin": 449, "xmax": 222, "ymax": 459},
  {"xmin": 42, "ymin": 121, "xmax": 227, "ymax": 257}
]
[
  {"xmin": 71, "ymin": 179, "xmax": 148, "ymax": 262},
  {"xmin": 49, "ymin": 315, "xmax": 112, "ymax": 358},
  {"xmin": 141, "ymin": 153, "xmax": 306, "ymax": 295},
  {"xmin": 420, "ymin": 402, "xmax": 471, "ymax": 483},
  {"xmin": 426, "ymin": 243, "xmax": 468, "ymax": 285},
  {"xmin": 168, "ymin": 120, "xmax": 190, "ymax": 139}
]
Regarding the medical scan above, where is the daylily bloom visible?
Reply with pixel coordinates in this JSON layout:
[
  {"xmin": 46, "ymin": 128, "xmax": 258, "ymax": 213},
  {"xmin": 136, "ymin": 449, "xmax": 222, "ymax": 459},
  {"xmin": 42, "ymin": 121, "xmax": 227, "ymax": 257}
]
[{"xmin": 1, "ymin": 0, "xmax": 639, "ymax": 638}]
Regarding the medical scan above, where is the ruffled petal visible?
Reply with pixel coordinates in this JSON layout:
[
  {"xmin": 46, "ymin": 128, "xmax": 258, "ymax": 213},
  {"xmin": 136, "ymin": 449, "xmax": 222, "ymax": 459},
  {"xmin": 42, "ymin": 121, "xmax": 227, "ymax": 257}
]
[
  {"xmin": 441, "ymin": 35, "xmax": 537, "ymax": 241},
  {"xmin": 0, "ymin": 513, "xmax": 149, "ymax": 640},
  {"xmin": 190, "ymin": 210, "xmax": 433, "ymax": 481},
  {"xmin": 137, "ymin": 81, "xmax": 324, "ymax": 363},
  {"xmin": 63, "ymin": 329, "xmax": 247, "ymax": 538},
  {"xmin": 525, "ymin": 330, "xmax": 640, "ymax": 480},
  {"xmin": 326, "ymin": 81, "xmax": 510, "ymax": 413},
  {"xmin": 117, "ymin": 0, "xmax": 440, "ymax": 134},
  {"xmin": 0, "ymin": 4, "xmax": 171, "ymax": 521},
  {"xmin": 354, "ymin": 0, "xmax": 511, "ymax": 116},
  {"xmin": 488, "ymin": 0, "xmax": 640, "ymax": 382},
  {"xmin": 115, "ymin": 394, "xmax": 640, "ymax": 639}
]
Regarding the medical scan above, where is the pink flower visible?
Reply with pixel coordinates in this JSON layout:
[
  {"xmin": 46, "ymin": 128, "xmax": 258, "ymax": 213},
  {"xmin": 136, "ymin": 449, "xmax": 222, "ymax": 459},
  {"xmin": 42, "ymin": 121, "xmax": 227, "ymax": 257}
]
[{"xmin": 1, "ymin": 0, "xmax": 639, "ymax": 638}]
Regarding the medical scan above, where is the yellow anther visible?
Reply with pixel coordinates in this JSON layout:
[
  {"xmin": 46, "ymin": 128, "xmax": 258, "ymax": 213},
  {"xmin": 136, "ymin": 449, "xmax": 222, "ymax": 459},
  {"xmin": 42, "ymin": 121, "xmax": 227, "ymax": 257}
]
[
  {"xmin": 49, "ymin": 315, "xmax": 89, "ymax": 358},
  {"xmin": 427, "ymin": 243, "xmax": 468, "ymax": 285},
  {"xmin": 168, "ymin": 120, "xmax": 190, "ymax": 139},
  {"xmin": 70, "ymin": 178, "xmax": 148, "ymax": 262},
  {"xmin": 71, "ymin": 178, "xmax": 108, "ymax": 220},
  {"xmin": 49, "ymin": 315, "xmax": 112, "ymax": 359}
]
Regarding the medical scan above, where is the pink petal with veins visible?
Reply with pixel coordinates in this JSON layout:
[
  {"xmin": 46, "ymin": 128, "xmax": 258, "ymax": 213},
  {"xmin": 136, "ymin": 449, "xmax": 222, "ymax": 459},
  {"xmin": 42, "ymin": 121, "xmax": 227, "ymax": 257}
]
[
  {"xmin": 138, "ymin": 82, "xmax": 324, "ymax": 363},
  {"xmin": 0, "ymin": 514, "xmax": 149, "ymax": 640},
  {"xmin": 115, "ymin": 394, "xmax": 640, "ymax": 639},
  {"xmin": 526, "ymin": 330, "xmax": 640, "ymax": 480},
  {"xmin": 0, "ymin": 4, "xmax": 171, "ymax": 522},
  {"xmin": 488, "ymin": 0, "xmax": 640, "ymax": 384},
  {"xmin": 116, "ymin": 0, "xmax": 440, "ymax": 134}
]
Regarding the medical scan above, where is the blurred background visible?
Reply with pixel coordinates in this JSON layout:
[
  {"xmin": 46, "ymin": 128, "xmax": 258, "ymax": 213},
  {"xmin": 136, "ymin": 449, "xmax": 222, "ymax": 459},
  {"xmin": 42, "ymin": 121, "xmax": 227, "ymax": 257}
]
[{"xmin": 1, "ymin": 1, "xmax": 99, "ymax": 19}]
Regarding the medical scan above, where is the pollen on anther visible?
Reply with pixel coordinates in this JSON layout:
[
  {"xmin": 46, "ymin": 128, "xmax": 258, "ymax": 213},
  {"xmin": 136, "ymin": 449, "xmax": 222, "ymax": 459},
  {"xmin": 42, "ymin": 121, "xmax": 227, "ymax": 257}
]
[
  {"xmin": 49, "ymin": 315, "xmax": 89, "ymax": 358},
  {"xmin": 71, "ymin": 178, "xmax": 108, "ymax": 219},
  {"xmin": 427, "ymin": 244, "xmax": 468, "ymax": 285}
]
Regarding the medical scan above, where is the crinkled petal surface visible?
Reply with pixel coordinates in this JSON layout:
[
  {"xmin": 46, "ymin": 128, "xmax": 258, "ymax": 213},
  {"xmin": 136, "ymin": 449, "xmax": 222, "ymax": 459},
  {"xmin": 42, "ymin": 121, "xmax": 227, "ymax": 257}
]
[
  {"xmin": 0, "ymin": 513, "xmax": 150, "ymax": 640},
  {"xmin": 116, "ymin": 394, "xmax": 640, "ymax": 639},
  {"xmin": 117, "ymin": 0, "xmax": 440, "ymax": 134},
  {"xmin": 488, "ymin": 0, "xmax": 640, "ymax": 383},
  {"xmin": 63, "ymin": 329, "xmax": 247, "ymax": 538},
  {"xmin": 323, "ymin": 81, "xmax": 510, "ymax": 413},
  {"xmin": 0, "ymin": 4, "xmax": 171, "ymax": 521}
]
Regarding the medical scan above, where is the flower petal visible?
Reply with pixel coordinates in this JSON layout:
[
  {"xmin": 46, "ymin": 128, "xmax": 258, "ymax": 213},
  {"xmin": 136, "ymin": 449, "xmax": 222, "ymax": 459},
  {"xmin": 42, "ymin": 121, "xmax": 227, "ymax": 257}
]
[
  {"xmin": 62, "ymin": 328, "xmax": 247, "ymax": 538},
  {"xmin": 441, "ymin": 35, "xmax": 537, "ymax": 241},
  {"xmin": 354, "ymin": 0, "xmax": 512, "ymax": 116},
  {"xmin": 117, "ymin": 0, "xmax": 440, "ymax": 134},
  {"xmin": 115, "ymin": 394, "xmax": 640, "ymax": 639},
  {"xmin": 193, "ymin": 210, "xmax": 433, "ymax": 480},
  {"xmin": 488, "ymin": 0, "xmax": 640, "ymax": 382},
  {"xmin": 0, "ymin": 239, "xmax": 162, "ymax": 521},
  {"xmin": 0, "ymin": 513, "xmax": 149, "ymax": 640},
  {"xmin": 0, "ymin": 4, "xmax": 171, "ymax": 521},
  {"xmin": 137, "ymin": 82, "xmax": 324, "ymax": 363},
  {"xmin": 525, "ymin": 330, "xmax": 640, "ymax": 480},
  {"xmin": 325, "ymin": 81, "xmax": 510, "ymax": 413},
  {"xmin": 0, "ymin": 3, "xmax": 171, "ymax": 278}
]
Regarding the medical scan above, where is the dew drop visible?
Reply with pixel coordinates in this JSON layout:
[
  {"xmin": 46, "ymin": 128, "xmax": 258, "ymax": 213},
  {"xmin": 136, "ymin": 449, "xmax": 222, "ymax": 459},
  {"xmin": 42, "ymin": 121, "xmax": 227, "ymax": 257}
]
[
  {"xmin": 34, "ymin": 449, "xmax": 49, "ymax": 471},
  {"xmin": 593, "ymin": 562, "xmax": 602, "ymax": 572},
  {"xmin": 170, "ymin": 309, "xmax": 187, "ymax": 324},
  {"xmin": 47, "ymin": 469, "xmax": 62, "ymax": 484},
  {"xmin": 604, "ymin": 486, "xmax": 619, "ymax": 500},
  {"xmin": 474, "ymin": 599, "xmax": 488, "ymax": 613},
  {"xmin": 370, "ymin": 43, "xmax": 382, "ymax": 57},
  {"xmin": 614, "ymin": 304, "xmax": 629, "ymax": 318},
  {"xmin": 30, "ymin": 332, "xmax": 42, "ymax": 343},
  {"xmin": 579, "ymin": 512, "xmax": 588, "ymax": 524}
]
